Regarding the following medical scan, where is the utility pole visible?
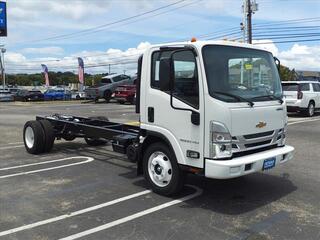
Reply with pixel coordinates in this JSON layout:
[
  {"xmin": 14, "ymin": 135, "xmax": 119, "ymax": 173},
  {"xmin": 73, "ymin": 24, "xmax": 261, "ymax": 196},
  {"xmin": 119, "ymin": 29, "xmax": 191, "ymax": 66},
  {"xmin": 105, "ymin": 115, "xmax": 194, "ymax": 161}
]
[
  {"xmin": 242, "ymin": 0, "xmax": 258, "ymax": 44},
  {"xmin": 247, "ymin": 0, "xmax": 252, "ymax": 44}
]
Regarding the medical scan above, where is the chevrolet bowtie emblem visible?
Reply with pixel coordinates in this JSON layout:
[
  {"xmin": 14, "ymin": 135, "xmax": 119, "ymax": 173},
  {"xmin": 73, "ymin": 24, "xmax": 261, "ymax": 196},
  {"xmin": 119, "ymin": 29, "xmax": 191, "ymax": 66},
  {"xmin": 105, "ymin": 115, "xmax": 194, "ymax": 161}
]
[{"xmin": 256, "ymin": 121, "xmax": 267, "ymax": 128}]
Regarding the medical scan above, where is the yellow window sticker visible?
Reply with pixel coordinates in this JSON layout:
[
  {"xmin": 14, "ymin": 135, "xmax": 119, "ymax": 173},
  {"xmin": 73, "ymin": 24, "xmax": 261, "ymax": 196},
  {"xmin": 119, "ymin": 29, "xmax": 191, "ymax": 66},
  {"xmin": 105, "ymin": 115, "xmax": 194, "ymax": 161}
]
[{"xmin": 244, "ymin": 63, "xmax": 253, "ymax": 70}]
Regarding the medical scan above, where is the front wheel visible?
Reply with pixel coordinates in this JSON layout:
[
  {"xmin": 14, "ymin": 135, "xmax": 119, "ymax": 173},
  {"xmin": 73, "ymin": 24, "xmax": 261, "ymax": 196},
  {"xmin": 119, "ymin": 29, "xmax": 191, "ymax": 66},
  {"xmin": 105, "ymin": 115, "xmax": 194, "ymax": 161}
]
[{"xmin": 143, "ymin": 143, "xmax": 185, "ymax": 196}]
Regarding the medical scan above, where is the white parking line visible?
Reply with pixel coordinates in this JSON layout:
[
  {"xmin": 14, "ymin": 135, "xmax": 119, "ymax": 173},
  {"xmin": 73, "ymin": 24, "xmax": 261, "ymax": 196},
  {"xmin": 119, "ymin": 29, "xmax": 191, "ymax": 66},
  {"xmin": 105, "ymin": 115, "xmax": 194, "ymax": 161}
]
[
  {"xmin": 0, "ymin": 189, "xmax": 151, "ymax": 237},
  {"xmin": 7, "ymin": 142, "xmax": 24, "ymax": 145},
  {"xmin": 288, "ymin": 117, "xmax": 320, "ymax": 126},
  {"xmin": 0, "ymin": 156, "xmax": 94, "ymax": 179},
  {"xmin": 0, "ymin": 145, "xmax": 24, "ymax": 150},
  {"xmin": 59, "ymin": 185, "xmax": 203, "ymax": 240}
]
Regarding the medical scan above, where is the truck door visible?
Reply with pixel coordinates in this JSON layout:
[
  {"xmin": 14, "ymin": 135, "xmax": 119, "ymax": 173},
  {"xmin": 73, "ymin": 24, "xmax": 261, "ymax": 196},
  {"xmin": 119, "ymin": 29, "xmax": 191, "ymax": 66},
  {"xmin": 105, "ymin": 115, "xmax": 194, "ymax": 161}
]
[{"xmin": 144, "ymin": 49, "xmax": 204, "ymax": 168}]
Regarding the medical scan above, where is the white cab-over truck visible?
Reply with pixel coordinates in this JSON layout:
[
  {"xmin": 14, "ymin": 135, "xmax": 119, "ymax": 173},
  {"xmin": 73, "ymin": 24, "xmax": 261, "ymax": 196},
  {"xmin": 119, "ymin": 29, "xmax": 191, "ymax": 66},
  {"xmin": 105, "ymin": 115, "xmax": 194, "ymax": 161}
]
[{"xmin": 23, "ymin": 40, "xmax": 294, "ymax": 196}]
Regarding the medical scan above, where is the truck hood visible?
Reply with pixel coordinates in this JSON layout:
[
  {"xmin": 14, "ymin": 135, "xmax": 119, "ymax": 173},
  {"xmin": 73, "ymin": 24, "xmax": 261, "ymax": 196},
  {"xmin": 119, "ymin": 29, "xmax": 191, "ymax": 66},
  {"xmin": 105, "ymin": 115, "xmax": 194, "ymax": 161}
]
[{"xmin": 229, "ymin": 102, "xmax": 285, "ymax": 136}]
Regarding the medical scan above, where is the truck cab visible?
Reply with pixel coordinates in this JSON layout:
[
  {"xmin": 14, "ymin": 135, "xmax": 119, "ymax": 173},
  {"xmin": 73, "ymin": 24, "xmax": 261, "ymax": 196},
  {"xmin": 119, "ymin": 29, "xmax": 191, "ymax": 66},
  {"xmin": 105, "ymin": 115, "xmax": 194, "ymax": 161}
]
[{"xmin": 137, "ymin": 40, "xmax": 294, "ymax": 195}]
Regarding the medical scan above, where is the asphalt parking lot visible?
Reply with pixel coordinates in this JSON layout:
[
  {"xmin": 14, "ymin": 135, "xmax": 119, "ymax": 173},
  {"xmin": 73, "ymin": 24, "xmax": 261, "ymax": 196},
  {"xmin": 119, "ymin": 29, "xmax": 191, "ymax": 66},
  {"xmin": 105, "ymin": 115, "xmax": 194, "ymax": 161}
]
[{"xmin": 0, "ymin": 101, "xmax": 319, "ymax": 240}]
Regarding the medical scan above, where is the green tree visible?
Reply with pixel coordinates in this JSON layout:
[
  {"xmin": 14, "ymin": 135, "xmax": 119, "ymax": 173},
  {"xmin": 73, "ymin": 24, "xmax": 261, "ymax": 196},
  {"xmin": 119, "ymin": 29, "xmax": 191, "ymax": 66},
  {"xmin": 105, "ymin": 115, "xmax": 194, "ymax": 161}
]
[{"xmin": 279, "ymin": 65, "xmax": 296, "ymax": 81}]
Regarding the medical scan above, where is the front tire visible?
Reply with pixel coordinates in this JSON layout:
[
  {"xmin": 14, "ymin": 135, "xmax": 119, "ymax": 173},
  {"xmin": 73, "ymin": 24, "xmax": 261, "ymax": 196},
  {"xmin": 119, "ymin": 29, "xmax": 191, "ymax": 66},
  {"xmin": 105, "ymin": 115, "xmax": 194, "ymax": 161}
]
[{"xmin": 143, "ymin": 143, "xmax": 185, "ymax": 196}]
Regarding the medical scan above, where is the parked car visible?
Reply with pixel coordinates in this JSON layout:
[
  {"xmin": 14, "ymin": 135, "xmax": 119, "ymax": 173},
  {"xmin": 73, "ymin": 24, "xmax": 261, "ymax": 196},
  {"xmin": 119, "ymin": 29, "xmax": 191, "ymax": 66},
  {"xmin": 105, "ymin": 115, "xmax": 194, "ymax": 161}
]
[
  {"xmin": 44, "ymin": 89, "xmax": 71, "ymax": 101},
  {"xmin": 113, "ymin": 85, "xmax": 136, "ymax": 104},
  {"xmin": 85, "ymin": 74, "xmax": 133, "ymax": 102},
  {"xmin": 282, "ymin": 81, "xmax": 320, "ymax": 117},
  {"xmin": 0, "ymin": 90, "xmax": 14, "ymax": 102},
  {"xmin": 7, "ymin": 87, "xmax": 20, "ymax": 96},
  {"xmin": 71, "ymin": 90, "xmax": 86, "ymax": 100},
  {"xmin": 15, "ymin": 89, "xmax": 44, "ymax": 102}
]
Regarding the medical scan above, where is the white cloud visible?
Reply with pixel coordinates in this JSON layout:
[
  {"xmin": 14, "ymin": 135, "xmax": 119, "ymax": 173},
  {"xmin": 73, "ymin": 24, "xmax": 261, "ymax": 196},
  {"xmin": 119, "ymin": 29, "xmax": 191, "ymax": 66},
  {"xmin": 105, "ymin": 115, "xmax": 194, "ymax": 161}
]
[
  {"xmin": 6, "ymin": 42, "xmax": 151, "ymax": 74},
  {"xmin": 253, "ymin": 39, "xmax": 279, "ymax": 56},
  {"xmin": 22, "ymin": 46, "xmax": 64, "ymax": 55},
  {"xmin": 9, "ymin": 0, "xmax": 112, "ymax": 21},
  {"xmin": 6, "ymin": 40, "xmax": 320, "ymax": 75},
  {"xmin": 254, "ymin": 40, "xmax": 320, "ymax": 71}
]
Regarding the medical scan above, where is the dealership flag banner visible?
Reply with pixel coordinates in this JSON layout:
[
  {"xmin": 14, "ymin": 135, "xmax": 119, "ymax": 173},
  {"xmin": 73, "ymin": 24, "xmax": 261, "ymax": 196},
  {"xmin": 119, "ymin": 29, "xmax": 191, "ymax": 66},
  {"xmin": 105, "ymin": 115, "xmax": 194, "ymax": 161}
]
[
  {"xmin": 41, "ymin": 64, "xmax": 50, "ymax": 86},
  {"xmin": 78, "ymin": 57, "xmax": 84, "ymax": 90}
]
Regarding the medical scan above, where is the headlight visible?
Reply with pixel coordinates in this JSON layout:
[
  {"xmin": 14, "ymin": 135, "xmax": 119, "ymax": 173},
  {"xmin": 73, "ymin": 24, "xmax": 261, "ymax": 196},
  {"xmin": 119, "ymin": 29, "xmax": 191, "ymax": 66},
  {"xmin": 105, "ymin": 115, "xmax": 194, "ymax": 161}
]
[
  {"xmin": 279, "ymin": 123, "xmax": 287, "ymax": 146},
  {"xmin": 210, "ymin": 121, "xmax": 232, "ymax": 159}
]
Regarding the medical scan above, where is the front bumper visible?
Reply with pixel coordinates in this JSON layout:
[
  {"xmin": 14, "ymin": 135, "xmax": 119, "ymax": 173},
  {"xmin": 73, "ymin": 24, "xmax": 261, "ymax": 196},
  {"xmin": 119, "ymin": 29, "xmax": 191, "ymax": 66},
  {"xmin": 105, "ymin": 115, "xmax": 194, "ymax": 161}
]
[{"xmin": 205, "ymin": 145, "xmax": 294, "ymax": 179}]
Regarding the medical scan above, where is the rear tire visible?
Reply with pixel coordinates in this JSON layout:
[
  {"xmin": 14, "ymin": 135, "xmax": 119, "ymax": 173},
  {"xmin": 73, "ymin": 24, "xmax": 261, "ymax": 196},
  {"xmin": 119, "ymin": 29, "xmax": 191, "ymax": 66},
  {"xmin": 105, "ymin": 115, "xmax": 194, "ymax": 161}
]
[
  {"xmin": 143, "ymin": 142, "xmax": 185, "ymax": 196},
  {"xmin": 306, "ymin": 102, "xmax": 315, "ymax": 117},
  {"xmin": 104, "ymin": 90, "xmax": 112, "ymax": 103},
  {"xmin": 23, "ymin": 121, "xmax": 45, "ymax": 154},
  {"xmin": 39, "ymin": 120, "xmax": 55, "ymax": 153}
]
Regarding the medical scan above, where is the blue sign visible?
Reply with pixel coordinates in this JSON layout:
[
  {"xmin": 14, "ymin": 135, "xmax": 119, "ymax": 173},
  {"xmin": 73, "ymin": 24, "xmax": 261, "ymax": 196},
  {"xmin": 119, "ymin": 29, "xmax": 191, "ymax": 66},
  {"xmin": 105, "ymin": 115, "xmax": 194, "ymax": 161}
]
[{"xmin": 0, "ymin": 1, "xmax": 7, "ymax": 36}]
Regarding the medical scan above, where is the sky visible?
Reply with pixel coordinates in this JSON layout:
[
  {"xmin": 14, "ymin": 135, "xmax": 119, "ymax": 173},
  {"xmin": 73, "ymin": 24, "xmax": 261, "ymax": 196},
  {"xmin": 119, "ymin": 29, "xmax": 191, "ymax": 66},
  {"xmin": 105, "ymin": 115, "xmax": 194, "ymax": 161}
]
[{"xmin": 2, "ymin": 0, "xmax": 320, "ymax": 74}]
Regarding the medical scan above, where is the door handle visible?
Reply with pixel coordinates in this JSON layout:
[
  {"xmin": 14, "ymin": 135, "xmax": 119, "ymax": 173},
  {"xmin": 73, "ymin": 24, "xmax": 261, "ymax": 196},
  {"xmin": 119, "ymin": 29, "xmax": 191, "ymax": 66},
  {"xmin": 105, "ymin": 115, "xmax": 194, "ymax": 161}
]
[{"xmin": 148, "ymin": 107, "xmax": 154, "ymax": 122}]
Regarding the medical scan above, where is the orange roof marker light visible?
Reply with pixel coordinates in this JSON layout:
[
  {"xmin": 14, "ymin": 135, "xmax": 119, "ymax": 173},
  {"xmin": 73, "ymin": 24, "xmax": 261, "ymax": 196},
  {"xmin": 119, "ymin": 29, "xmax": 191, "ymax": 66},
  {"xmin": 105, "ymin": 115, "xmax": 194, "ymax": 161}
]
[{"xmin": 191, "ymin": 37, "xmax": 197, "ymax": 42}]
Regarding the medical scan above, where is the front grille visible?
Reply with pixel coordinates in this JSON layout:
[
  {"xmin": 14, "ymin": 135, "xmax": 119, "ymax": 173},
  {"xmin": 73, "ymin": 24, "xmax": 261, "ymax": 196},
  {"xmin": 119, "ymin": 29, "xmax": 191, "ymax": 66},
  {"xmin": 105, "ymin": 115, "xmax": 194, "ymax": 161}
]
[
  {"xmin": 245, "ymin": 140, "xmax": 272, "ymax": 148},
  {"xmin": 243, "ymin": 130, "xmax": 274, "ymax": 139},
  {"xmin": 232, "ymin": 128, "xmax": 283, "ymax": 153},
  {"xmin": 232, "ymin": 144, "xmax": 279, "ymax": 158}
]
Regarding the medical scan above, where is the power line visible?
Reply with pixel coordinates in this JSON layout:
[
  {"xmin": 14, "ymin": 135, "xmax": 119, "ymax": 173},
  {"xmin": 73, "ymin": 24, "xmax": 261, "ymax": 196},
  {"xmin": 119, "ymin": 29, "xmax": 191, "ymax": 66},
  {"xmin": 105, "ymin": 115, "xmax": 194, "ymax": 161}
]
[
  {"xmin": 10, "ymin": 0, "xmax": 189, "ymax": 45},
  {"xmin": 253, "ymin": 17, "xmax": 320, "ymax": 27},
  {"xmin": 254, "ymin": 38, "xmax": 320, "ymax": 44}
]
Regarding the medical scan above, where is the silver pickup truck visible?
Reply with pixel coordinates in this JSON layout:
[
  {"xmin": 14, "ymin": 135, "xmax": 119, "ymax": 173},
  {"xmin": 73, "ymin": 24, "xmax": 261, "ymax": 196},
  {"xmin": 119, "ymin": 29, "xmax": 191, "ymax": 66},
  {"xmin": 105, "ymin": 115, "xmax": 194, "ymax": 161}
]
[{"xmin": 85, "ymin": 73, "xmax": 133, "ymax": 102}]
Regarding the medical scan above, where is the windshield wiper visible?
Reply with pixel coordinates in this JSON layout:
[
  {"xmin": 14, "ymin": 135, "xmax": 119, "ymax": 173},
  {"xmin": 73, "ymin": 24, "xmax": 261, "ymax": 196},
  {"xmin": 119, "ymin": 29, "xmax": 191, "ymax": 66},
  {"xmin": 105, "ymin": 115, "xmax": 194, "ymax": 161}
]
[
  {"xmin": 251, "ymin": 95, "xmax": 284, "ymax": 104},
  {"xmin": 212, "ymin": 91, "xmax": 254, "ymax": 107}
]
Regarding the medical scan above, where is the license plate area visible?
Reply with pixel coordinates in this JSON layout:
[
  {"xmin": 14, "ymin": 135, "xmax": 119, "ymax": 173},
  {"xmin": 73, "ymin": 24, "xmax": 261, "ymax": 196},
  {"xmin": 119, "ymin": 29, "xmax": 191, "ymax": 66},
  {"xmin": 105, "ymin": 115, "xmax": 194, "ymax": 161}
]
[{"xmin": 262, "ymin": 157, "xmax": 276, "ymax": 170}]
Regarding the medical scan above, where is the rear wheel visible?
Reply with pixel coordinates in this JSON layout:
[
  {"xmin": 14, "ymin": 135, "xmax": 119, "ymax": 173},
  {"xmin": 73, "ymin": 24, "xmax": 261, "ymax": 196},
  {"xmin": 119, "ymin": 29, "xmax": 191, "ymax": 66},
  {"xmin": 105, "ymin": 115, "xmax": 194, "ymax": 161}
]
[
  {"xmin": 128, "ymin": 96, "xmax": 134, "ymax": 104},
  {"xmin": 306, "ymin": 102, "xmax": 315, "ymax": 117},
  {"xmin": 104, "ymin": 90, "xmax": 112, "ymax": 103},
  {"xmin": 39, "ymin": 120, "xmax": 55, "ymax": 153},
  {"xmin": 143, "ymin": 143, "xmax": 185, "ymax": 196},
  {"xmin": 23, "ymin": 121, "xmax": 45, "ymax": 154}
]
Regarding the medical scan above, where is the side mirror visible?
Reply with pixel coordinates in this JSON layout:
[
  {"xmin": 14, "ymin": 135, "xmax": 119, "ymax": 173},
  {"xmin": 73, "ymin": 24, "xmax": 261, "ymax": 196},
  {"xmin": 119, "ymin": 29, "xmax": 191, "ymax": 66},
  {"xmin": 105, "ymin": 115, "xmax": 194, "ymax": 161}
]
[
  {"xmin": 274, "ymin": 57, "xmax": 280, "ymax": 72},
  {"xmin": 159, "ymin": 57, "xmax": 172, "ymax": 91}
]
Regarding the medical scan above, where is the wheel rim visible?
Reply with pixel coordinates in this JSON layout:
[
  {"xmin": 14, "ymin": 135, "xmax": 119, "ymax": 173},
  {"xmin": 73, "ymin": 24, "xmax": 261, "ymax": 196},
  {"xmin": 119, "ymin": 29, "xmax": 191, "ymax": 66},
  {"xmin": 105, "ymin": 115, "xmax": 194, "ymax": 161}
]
[
  {"xmin": 148, "ymin": 151, "xmax": 172, "ymax": 187},
  {"xmin": 309, "ymin": 104, "xmax": 315, "ymax": 116},
  {"xmin": 25, "ymin": 126, "xmax": 35, "ymax": 148}
]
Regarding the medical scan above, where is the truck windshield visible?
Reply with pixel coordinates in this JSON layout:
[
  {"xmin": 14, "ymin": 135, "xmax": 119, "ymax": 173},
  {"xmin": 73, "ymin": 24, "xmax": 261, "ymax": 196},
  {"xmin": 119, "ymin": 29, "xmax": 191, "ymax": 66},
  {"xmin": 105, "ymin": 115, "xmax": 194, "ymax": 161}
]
[{"xmin": 202, "ymin": 45, "xmax": 282, "ymax": 103}]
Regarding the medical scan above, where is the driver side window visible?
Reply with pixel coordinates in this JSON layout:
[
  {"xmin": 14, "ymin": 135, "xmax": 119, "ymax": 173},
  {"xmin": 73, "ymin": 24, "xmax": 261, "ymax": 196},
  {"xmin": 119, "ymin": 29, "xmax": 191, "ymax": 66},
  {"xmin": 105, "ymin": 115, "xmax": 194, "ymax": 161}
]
[{"xmin": 151, "ymin": 50, "xmax": 199, "ymax": 109}]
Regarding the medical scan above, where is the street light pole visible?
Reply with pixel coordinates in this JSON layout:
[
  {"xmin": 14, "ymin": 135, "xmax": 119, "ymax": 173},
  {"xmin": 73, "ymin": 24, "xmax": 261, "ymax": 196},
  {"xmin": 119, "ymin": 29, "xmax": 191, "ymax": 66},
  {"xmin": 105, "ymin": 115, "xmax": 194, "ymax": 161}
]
[{"xmin": 1, "ymin": 47, "xmax": 6, "ymax": 89}]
